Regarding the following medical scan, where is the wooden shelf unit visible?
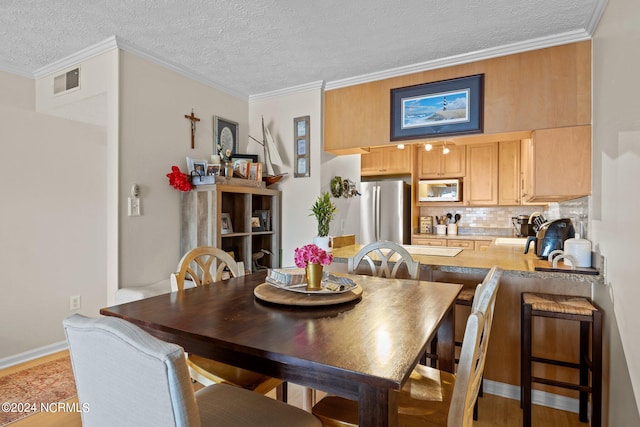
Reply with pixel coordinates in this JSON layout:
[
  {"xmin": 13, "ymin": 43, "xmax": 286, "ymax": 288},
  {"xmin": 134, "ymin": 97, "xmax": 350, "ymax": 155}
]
[{"xmin": 181, "ymin": 184, "xmax": 281, "ymax": 271}]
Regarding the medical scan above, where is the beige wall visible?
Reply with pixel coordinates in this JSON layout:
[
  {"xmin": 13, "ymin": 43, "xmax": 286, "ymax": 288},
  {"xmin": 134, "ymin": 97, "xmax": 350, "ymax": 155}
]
[
  {"xmin": 0, "ymin": 79, "xmax": 107, "ymax": 358},
  {"xmin": 592, "ymin": 0, "xmax": 640, "ymax": 424},
  {"xmin": 0, "ymin": 71, "xmax": 34, "ymax": 110},
  {"xmin": 118, "ymin": 51, "xmax": 248, "ymax": 290}
]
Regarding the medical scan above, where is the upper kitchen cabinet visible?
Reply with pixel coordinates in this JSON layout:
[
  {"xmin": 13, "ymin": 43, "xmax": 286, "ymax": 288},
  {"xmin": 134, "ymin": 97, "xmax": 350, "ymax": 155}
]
[
  {"xmin": 361, "ymin": 146, "xmax": 412, "ymax": 176},
  {"xmin": 417, "ymin": 144, "xmax": 465, "ymax": 178},
  {"xmin": 324, "ymin": 41, "xmax": 590, "ymax": 154},
  {"xmin": 498, "ymin": 140, "xmax": 521, "ymax": 205},
  {"xmin": 465, "ymin": 142, "xmax": 498, "ymax": 205},
  {"xmin": 521, "ymin": 125, "xmax": 591, "ymax": 202}
]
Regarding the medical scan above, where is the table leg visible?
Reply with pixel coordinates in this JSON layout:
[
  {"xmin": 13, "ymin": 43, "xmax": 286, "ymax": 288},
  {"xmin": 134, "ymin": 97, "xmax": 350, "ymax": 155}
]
[
  {"xmin": 358, "ymin": 384, "xmax": 398, "ymax": 427},
  {"xmin": 436, "ymin": 305, "xmax": 456, "ymax": 373}
]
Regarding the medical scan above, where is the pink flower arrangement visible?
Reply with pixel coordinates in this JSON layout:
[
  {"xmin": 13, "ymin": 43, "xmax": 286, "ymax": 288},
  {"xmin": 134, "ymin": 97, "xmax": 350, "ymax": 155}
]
[
  {"xmin": 166, "ymin": 166, "xmax": 193, "ymax": 192},
  {"xmin": 294, "ymin": 244, "xmax": 333, "ymax": 268}
]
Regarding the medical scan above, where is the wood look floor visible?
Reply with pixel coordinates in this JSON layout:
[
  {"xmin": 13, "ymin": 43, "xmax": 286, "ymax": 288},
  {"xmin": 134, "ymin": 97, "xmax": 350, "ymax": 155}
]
[{"xmin": 2, "ymin": 352, "xmax": 589, "ymax": 427}]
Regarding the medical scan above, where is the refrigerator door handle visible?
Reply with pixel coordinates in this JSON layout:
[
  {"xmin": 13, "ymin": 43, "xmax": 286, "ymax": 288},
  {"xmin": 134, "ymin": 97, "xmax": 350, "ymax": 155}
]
[{"xmin": 375, "ymin": 185, "xmax": 380, "ymax": 242}]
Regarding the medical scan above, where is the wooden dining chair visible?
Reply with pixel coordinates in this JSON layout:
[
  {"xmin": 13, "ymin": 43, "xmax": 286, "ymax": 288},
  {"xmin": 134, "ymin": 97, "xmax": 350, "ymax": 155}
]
[
  {"xmin": 63, "ymin": 314, "xmax": 320, "ymax": 427},
  {"xmin": 172, "ymin": 246, "xmax": 287, "ymax": 401},
  {"xmin": 348, "ymin": 240, "xmax": 420, "ymax": 279},
  {"xmin": 312, "ymin": 266, "xmax": 502, "ymax": 427}
]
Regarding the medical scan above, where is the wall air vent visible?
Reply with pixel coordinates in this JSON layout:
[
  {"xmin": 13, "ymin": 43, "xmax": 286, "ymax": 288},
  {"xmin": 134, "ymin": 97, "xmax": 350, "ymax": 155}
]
[{"xmin": 53, "ymin": 67, "xmax": 80, "ymax": 94}]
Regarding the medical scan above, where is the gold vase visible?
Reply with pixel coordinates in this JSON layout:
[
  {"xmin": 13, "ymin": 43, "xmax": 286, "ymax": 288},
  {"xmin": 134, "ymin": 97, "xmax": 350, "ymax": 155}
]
[{"xmin": 306, "ymin": 263, "xmax": 323, "ymax": 291}]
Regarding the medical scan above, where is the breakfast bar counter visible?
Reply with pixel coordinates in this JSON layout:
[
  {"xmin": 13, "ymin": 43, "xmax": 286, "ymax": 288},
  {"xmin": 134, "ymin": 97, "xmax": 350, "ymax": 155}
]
[
  {"xmin": 328, "ymin": 242, "xmax": 602, "ymax": 400},
  {"xmin": 330, "ymin": 243, "xmax": 602, "ymax": 283}
]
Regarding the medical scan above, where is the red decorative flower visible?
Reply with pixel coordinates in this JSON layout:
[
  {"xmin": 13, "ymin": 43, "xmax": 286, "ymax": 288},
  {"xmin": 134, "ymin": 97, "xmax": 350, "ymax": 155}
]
[{"xmin": 166, "ymin": 166, "xmax": 192, "ymax": 192}]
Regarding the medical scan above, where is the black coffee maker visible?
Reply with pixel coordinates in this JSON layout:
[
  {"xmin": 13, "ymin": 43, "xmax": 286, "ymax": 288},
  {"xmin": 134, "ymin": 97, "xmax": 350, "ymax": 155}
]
[{"xmin": 523, "ymin": 218, "xmax": 575, "ymax": 258}]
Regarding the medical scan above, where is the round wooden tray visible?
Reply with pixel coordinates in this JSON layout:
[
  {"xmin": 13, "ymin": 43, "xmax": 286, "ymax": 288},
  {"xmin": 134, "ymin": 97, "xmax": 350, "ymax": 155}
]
[{"xmin": 254, "ymin": 283, "xmax": 363, "ymax": 306}]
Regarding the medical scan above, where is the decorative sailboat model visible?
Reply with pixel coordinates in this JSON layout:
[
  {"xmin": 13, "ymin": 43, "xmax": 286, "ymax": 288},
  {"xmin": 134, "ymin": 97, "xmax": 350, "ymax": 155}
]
[{"xmin": 249, "ymin": 117, "xmax": 287, "ymax": 185}]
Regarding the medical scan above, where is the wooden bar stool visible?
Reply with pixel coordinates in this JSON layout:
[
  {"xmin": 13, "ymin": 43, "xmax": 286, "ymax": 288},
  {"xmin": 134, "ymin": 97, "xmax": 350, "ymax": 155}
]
[{"xmin": 521, "ymin": 292, "xmax": 602, "ymax": 427}]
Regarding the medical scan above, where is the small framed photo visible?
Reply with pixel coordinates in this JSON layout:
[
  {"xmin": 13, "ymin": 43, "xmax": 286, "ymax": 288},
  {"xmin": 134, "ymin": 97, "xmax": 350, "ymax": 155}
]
[
  {"xmin": 213, "ymin": 116, "xmax": 239, "ymax": 160},
  {"xmin": 186, "ymin": 156, "xmax": 207, "ymax": 174},
  {"xmin": 248, "ymin": 162, "xmax": 262, "ymax": 181},
  {"xmin": 206, "ymin": 164, "xmax": 220, "ymax": 176},
  {"xmin": 220, "ymin": 213, "xmax": 233, "ymax": 234},
  {"xmin": 254, "ymin": 210, "xmax": 271, "ymax": 231},
  {"xmin": 231, "ymin": 154, "xmax": 258, "ymax": 179},
  {"xmin": 251, "ymin": 216, "xmax": 263, "ymax": 231},
  {"xmin": 294, "ymin": 115, "xmax": 310, "ymax": 178},
  {"xmin": 193, "ymin": 161, "xmax": 207, "ymax": 176}
]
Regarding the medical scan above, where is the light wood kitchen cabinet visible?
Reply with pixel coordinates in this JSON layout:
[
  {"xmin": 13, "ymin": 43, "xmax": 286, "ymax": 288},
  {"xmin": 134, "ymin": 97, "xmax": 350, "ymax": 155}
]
[
  {"xmin": 412, "ymin": 236, "xmax": 446, "ymax": 246},
  {"xmin": 464, "ymin": 142, "xmax": 498, "ymax": 205},
  {"xmin": 447, "ymin": 239, "xmax": 474, "ymax": 249},
  {"xmin": 474, "ymin": 240, "xmax": 493, "ymax": 251},
  {"xmin": 521, "ymin": 125, "xmax": 591, "ymax": 202},
  {"xmin": 361, "ymin": 146, "xmax": 411, "ymax": 176},
  {"xmin": 498, "ymin": 140, "xmax": 522, "ymax": 205},
  {"xmin": 417, "ymin": 145, "xmax": 465, "ymax": 178}
]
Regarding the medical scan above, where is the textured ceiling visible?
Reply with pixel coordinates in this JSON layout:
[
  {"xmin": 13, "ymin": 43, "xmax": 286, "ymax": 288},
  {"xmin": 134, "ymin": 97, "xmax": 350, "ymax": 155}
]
[{"xmin": 0, "ymin": 0, "xmax": 604, "ymax": 97}]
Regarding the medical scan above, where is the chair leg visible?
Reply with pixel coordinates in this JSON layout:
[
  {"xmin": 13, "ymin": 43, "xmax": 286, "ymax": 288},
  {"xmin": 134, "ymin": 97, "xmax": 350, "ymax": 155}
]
[
  {"xmin": 522, "ymin": 302, "xmax": 533, "ymax": 427},
  {"xmin": 276, "ymin": 382, "xmax": 288, "ymax": 403}
]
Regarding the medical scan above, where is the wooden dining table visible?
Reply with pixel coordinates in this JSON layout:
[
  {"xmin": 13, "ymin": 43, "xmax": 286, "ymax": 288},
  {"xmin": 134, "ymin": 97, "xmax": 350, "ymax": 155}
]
[{"xmin": 100, "ymin": 271, "xmax": 462, "ymax": 427}]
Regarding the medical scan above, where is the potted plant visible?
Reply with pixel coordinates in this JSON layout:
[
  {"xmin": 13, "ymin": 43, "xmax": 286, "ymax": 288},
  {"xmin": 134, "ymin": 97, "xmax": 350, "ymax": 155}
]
[
  {"xmin": 310, "ymin": 192, "xmax": 337, "ymax": 252},
  {"xmin": 294, "ymin": 243, "xmax": 333, "ymax": 290}
]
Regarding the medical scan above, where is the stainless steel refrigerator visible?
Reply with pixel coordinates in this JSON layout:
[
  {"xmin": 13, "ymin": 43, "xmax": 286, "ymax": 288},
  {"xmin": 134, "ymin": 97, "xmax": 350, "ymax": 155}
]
[{"xmin": 360, "ymin": 180, "xmax": 411, "ymax": 245}]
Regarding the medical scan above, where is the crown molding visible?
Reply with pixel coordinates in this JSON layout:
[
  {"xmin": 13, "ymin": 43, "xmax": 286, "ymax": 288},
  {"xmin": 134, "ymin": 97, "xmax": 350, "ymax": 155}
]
[
  {"xmin": 115, "ymin": 37, "xmax": 247, "ymax": 100},
  {"xmin": 30, "ymin": 35, "xmax": 247, "ymax": 100},
  {"xmin": 324, "ymin": 29, "xmax": 591, "ymax": 91},
  {"xmin": 587, "ymin": 0, "xmax": 608, "ymax": 35},
  {"xmin": 249, "ymin": 80, "xmax": 325, "ymax": 102},
  {"xmin": 33, "ymin": 36, "xmax": 119, "ymax": 78}
]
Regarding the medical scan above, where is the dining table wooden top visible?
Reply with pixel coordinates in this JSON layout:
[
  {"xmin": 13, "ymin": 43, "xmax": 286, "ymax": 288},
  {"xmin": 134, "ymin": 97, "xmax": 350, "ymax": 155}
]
[{"xmin": 101, "ymin": 271, "xmax": 462, "ymax": 427}]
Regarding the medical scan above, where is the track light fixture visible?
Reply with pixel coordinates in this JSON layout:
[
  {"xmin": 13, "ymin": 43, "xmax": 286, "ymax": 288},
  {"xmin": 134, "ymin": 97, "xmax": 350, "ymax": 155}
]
[{"xmin": 424, "ymin": 143, "xmax": 433, "ymax": 151}]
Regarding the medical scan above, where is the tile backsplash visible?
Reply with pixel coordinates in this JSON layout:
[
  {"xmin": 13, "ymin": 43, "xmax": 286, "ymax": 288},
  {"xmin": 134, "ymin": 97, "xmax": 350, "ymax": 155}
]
[{"xmin": 418, "ymin": 196, "xmax": 590, "ymax": 237}]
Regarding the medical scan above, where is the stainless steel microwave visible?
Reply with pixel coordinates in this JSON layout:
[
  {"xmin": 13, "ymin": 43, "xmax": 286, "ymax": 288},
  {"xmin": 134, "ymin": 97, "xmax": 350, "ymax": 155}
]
[{"xmin": 418, "ymin": 179, "xmax": 461, "ymax": 202}]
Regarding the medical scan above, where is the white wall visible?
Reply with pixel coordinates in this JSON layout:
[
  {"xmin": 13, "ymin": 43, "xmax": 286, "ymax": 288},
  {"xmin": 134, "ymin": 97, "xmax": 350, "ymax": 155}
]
[
  {"xmin": 592, "ymin": 0, "xmax": 640, "ymax": 423},
  {"xmin": 249, "ymin": 88, "xmax": 325, "ymax": 266},
  {"xmin": 0, "ymin": 78, "xmax": 107, "ymax": 357},
  {"xmin": 118, "ymin": 51, "xmax": 248, "ymax": 289}
]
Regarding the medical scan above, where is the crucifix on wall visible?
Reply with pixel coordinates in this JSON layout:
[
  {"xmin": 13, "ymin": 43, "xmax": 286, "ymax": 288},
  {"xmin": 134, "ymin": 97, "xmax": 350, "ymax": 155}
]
[{"xmin": 184, "ymin": 109, "xmax": 201, "ymax": 149}]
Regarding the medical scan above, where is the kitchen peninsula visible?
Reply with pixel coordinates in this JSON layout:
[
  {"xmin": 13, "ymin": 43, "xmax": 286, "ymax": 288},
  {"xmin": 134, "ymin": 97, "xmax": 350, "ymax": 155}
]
[{"xmin": 328, "ymin": 242, "xmax": 602, "ymax": 406}]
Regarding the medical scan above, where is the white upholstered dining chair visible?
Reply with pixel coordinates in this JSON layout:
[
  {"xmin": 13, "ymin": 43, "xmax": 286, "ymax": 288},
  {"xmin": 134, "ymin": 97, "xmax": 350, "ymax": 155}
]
[
  {"xmin": 312, "ymin": 266, "xmax": 502, "ymax": 427},
  {"xmin": 171, "ymin": 246, "xmax": 286, "ymax": 400},
  {"xmin": 63, "ymin": 314, "xmax": 320, "ymax": 427}
]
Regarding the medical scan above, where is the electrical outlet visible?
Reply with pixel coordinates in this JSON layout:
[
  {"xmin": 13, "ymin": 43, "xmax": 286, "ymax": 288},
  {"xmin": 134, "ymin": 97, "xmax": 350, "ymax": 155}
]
[
  {"xmin": 128, "ymin": 197, "xmax": 141, "ymax": 216},
  {"xmin": 70, "ymin": 295, "xmax": 81, "ymax": 311}
]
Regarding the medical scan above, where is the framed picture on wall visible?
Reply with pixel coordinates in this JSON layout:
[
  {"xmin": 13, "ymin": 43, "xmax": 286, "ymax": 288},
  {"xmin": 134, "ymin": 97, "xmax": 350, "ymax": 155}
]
[
  {"xmin": 390, "ymin": 74, "xmax": 484, "ymax": 141},
  {"xmin": 213, "ymin": 116, "xmax": 239, "ymax": 160},
  {"xmin": 294, "ymin": 115, "xmax": 310, "ymax": 178}
]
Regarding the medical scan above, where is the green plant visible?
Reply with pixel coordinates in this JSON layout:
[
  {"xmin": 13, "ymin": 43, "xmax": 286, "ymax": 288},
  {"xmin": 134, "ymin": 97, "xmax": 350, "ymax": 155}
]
[{"xmin": 310, "ymin": 192, "xmax": 337, "ymax": 237}]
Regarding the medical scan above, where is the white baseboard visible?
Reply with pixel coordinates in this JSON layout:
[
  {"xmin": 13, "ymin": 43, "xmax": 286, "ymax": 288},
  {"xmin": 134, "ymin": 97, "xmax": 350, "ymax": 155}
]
[
  {"xmin": 483, "ymin": 379, "xmax": 580, "ymax": 414},
  {"xmin": 0, "ymin": 341, "xmax": 68, "ymax": 370}
]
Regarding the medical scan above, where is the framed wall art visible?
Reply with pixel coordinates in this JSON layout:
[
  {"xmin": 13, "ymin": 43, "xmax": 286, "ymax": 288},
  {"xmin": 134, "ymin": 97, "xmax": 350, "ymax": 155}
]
[
  {"xmin": 213, "ymin": 116, "xmax": 238, "ymax": 160},
  {"xmin": 294, "ymin": 115, "xmax": 310, "ymax": 178},
  {"xmin": 390, "ymin": 74, "xmax": 484, "ymax": 141}
]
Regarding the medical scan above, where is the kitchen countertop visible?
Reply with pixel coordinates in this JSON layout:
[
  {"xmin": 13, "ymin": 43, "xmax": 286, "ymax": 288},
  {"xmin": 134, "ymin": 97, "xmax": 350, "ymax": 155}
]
[
  {"xmin": 330, "ymin": 243, "xmax": 603, "ymax": 284},
  {"xmin": 412, "ymin": 233, "xmax": 502, "ymax": 241}
]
